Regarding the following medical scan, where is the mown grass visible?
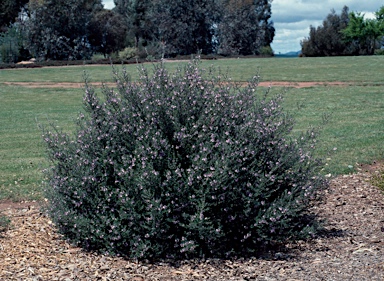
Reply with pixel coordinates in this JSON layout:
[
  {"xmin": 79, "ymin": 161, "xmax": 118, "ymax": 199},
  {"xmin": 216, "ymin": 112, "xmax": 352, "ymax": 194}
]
[
  {"xmin": 0, "ymin": 86, "xmax": 83, "ymax": 201},
  {"xmin": 1, "ymin": 55, "xmax": 384, "ymax": 84},
  {"xmin": 279, "ymin": 85, "xmax": 384, "ymax": 175},
  {"xmin": 0, "ymin": 56, "xmax": 383, "ymax": 201}
]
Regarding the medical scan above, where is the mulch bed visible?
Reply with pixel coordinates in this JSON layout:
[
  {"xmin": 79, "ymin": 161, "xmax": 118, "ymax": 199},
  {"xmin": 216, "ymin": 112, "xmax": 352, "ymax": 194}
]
[{"xmin": 1, "ymin": 164, "xmax": 384, "ymax": 280}]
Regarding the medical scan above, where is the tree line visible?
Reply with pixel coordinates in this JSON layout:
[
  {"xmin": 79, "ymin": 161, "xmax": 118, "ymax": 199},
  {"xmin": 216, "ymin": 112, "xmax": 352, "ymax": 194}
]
[
  {"xmin": 0, "ymin": 0, "xmax": 275, "ymax": 63},
  {"xmin": 301, "ymin": 6, "xmax": 384, "ymax": 57}
]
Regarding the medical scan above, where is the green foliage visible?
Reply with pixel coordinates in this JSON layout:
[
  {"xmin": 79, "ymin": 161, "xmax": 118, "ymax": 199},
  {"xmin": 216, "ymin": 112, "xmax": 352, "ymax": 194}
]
[
  {"xmin": 0, "ymin": 24, "xmax": 29, "ymax": 63},
  {"xmin": 374, "ymin": 48, "xmax": 384, "ymax": 55},
  {"xmin": 376, "ymin": 6, "xmax": 384, "ymax": 22},
  {"xmin": 341, "ymin": 10, "xmax": 383, "ymax": 55},
  {"xmin": 0, "ymin": 29, "xmax": 19, "ymax": 63},
  {"xmin": 302, "ymin": 5, "xmax": 384, "ymax": 56},
  {"xmin": 255, "ymin": 0, "xmax": 275, "ymax": 46},
  {"xmin": 88, "ymin": 10, "xmax": 128, "ymax": 57},
  {"xmin": 42, "ymin": 59, "xmax": 327, "ymax": 259},
  {"xmin": 218, "ymin": 0, "xmax": 262, "ymax": 56},
  {"xmin": 135, "ymin": 40, "xmax": 165, "ymax": 59},
  {"xmin": 25, "ymin": 0, "xmax": 103, "ymax": 60},
  {"xmin": 259, "ymin": 45, "xmax": 274, "ymax": 56},
  {"xmin": 152, "ymin": 0, "xmax": 220, "ymax": 56},
  {"xmin": 218, "ymin": 0, "xmax": 274, "ymax": 56},
  {"xmin": 0, "ymin": 0, "xmax": 28, "ymax": 31},
  {"xmin": 114, "ymin": 0, "xmax": 275, "ymax": 57},
  {"xmin": 118, "ymin": 47, "xmax": 137, "ymax": 60},
  {"xmin": 301, "ymin": 6, "xmax": 354, "ymax": 57},
  {"xmin": 5, "ymin": 0, "xmax": 276, "ymax": 59},
  {"xmin": 116, "ymin": 0, "xmax": 156, "ymax": 49}
]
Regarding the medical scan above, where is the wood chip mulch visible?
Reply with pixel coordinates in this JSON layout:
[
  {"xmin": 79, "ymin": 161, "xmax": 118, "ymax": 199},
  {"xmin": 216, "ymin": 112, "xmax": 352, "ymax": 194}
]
[{"xmin": 1, "ymin": 165, "xmax": 384, "ymax": 281}]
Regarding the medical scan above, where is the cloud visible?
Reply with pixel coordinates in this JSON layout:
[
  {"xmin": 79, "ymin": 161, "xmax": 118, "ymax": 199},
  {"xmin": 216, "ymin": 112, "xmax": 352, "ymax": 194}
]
[
  {"xmin": 272, "ymin": 21, "xmax": 321, "ymax": 54},
  {"xmin": 273, "ymin": 2, "xmax": 327, "ymax": 23},
  {"xmin": 102, "ymin": 0, "xmax": 115, "ymax": 10},
  {"xmin": 273, "ymin": 0, "xmax": 379, "ymax": 23}
]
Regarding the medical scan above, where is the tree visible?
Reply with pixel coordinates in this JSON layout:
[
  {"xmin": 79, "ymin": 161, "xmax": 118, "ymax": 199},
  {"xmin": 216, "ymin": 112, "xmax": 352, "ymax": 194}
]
[
  {"xmin": 113, "ymin": 0, "xmax": 155, "ymax": 48},
  {"xmin": 88, "ymin": 10, "xmax": 128, "ymax": 57},
  {"xmin": 302, "ymin": 6, "xmax": 384, "ymax": 57},
  {"xmin": 25, "ymin": 0, "xmax": 103, "ymax": 60},
  {"xmin": 376, "ymin": 6, "xmax": 384, "ymax": 47},
  {"xmin": 218, "ymin": 0, "xmax": 274, "ymax": 56},
  {"xmin": 301, "ymin": 6, "xmax": 353, "ymax": 57},
  {"xmin": 376, "ymin": 6, "xmax": 384, "ymax": 24},
  {"xmin": 113, "ymin": 0, "xmax": 274, "ymax": 57},
  {"xmin": 342, "ymin": 7, "xmax": 384, "ymax": 55},
  {"xmin": 0, "ymin": 0, "xmax": 29, "ymax": 31},
  {"xmin": 218, "ymin": 0, "xmax": 259, "ymax": 55},
  {"xmin": 254, "ymin": 0, "xmax": 275, "ymax": 48},
  {"xmin": 151, "ymin": 0, "xmax": 220, "ymax": 56},
  {"xmin": 0, "ymin": 24, "xmax": 29, "ymax": 63}
]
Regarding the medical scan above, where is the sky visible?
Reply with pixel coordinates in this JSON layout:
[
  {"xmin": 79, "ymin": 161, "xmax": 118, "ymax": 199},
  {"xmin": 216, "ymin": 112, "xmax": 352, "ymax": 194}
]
[
  {"xmin": 270, "ymin": 0, "xmax": 381, "ymax": 53},
  {"xmin": 102, "ymin": 0, "xmax": 382, "ymax": 54}
]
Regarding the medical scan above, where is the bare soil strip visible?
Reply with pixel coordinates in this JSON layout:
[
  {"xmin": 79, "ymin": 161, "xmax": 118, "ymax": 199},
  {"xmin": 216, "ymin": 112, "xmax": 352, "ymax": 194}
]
[{"xmin": 2, "ymin": 81, "xmax": 354, "ymax": 89}]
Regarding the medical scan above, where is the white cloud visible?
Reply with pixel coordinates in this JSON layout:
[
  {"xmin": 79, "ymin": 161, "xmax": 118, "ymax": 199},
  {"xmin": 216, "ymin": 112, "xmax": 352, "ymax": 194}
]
[
  {"xmin": 102, "ymin": 0, "xmax": 115, "ymax": 10},
  {"xmin": 271, "ymin": 20, "xmax": 322, "ymax": 54},
  {"xmin": 271, "ymin": 0, "xmax": 383, "ymax": 53}
]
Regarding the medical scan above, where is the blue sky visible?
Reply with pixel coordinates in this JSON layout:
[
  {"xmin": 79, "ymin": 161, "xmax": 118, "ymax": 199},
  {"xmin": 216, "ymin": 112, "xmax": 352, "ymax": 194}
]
[{"xmin": 102, "ymin": 0, "xmax": 382, "ymax": 53}]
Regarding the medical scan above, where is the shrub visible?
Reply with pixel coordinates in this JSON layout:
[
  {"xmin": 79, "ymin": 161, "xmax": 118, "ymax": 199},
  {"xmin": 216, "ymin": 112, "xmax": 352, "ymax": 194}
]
[
  {"xmin": 42, "ymin": 59, "xmax": 327, "ymax": 259},
  {"xmin": 136, "ymin": 40, "xmax": 165, "ymax": 59},
  {"xmin": 259, "ymin": 46, "xmax": 274, "ymax": 56},
  {"xmin": 118, "ymin": 47, "xmax": 137, "ymax": 60}
]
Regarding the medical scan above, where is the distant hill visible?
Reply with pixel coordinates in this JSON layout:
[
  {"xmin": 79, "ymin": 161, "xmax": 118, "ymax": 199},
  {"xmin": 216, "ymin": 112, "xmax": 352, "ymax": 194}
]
[{"xmin": 275, "ymin": 51, "xmax": 301, "ymax": 57}]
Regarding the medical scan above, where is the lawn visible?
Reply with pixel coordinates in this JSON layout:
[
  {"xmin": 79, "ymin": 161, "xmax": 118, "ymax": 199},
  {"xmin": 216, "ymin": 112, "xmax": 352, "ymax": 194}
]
[
  {"xmin": 0, "ymin": 56, "xmax": 383, "ymax": 201},
  {"xmin": 1, "ymin": 56, "xmax": 383, "ymax": 84},
  {"xmin": 0, "ymin": 86, "xmax": 83, "ymax": 201},
  {"xmin": 281, "ymin": 85, "xmax": 384, "ymax": 175}
]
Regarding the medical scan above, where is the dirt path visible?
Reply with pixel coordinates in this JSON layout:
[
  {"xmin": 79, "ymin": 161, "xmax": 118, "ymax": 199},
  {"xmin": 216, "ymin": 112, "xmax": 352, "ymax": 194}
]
[{"xmin": 2, "ymin": 81, "xmax": 354, "ymax": 89}]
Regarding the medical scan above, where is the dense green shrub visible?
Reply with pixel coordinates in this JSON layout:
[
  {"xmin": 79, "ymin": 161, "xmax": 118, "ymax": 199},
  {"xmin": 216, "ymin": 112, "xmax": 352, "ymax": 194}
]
[
  {"xmin": 42, "ymin": 59, "xmax": 327, "ymax": 259},
  {"xmin": 259, "ymin": 46, "xmax": 274, "ymax": 56},
  {"xmin": 118, "ymin": 47, "xmax": 137, "ymax": 60}
]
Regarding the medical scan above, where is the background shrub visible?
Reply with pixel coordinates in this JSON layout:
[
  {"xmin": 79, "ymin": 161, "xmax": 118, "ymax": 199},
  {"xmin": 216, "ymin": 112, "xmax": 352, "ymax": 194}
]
[
  {"xmin": 259, "ymin": 46, "xmax": 274, "ymax": 56},
  {"xmin": 118, "ymin": 47, "xmax": 137, "ymax": 60},
  {"xmin": 42, "ymin": 59, "xmax": 328, "ymax": 259}
]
